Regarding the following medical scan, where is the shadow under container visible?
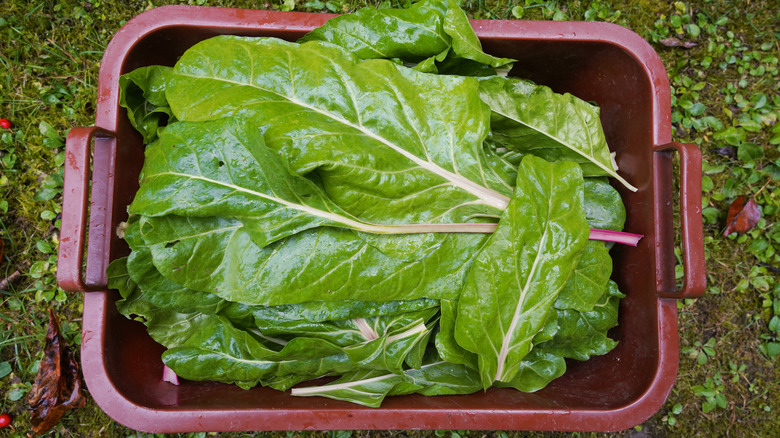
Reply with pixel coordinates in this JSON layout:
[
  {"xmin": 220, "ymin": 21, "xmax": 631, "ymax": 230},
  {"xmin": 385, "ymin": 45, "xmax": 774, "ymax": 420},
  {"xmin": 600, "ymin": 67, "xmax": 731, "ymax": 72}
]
[{"xmin": 58, "ymin": 5, "xmax": 705, "ymax": 433}]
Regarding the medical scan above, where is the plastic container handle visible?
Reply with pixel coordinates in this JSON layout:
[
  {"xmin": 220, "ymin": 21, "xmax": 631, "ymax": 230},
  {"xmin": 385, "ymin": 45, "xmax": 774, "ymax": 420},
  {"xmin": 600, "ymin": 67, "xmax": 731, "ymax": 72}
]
[
  {"xmin": 58, "ymin": 126, "xmax": 114, "ymax": 292},
  {"xmin": 655, "ymin": 142, "xmax": 706, "ymax": 299}
]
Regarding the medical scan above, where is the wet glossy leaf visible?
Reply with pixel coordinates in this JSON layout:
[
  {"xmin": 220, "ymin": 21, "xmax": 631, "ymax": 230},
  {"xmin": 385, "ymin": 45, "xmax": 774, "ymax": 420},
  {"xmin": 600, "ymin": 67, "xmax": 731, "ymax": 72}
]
[
  {"xmin": 555, "ymin": 241, "xmax": 612, "ymax": 312},
  {"xmin": 454, "ymin": 156, "xmax": 589, "ymax": 387},
  {"xmin": 479, "ymin": 76, "xmax": 635, "ymax": 191},
  {"xmin": 299, "ymin": 0, "xmax": 512, "ymax": 71},
  {"xmin": 166, "ymin": 36, "xmax": 513, "ymax": 221},
  {"xmin": 291, "ymin": 369, "xmax": 409, "ymax": 407},
  {"xmin": 139, "ymin": 214, "xmax": 486, "ymax": 305},
  {"xmin": 118, "ymin": 65, "xmax": 174, "ymax": 144},
  {"xmin": 27, "ymin": 310, "xmax": 86, "ymax": 436},
  {"xmin": 723, "ymin": 195, "xmax": 761, "ymax": 236}
]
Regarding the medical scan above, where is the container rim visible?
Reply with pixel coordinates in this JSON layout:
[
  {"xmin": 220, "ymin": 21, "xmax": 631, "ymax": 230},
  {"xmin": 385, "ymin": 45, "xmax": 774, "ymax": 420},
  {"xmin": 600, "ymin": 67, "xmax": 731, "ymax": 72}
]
[{"xmin": 79, "ymin": 5, "xmax": 684, "ymax": 432}]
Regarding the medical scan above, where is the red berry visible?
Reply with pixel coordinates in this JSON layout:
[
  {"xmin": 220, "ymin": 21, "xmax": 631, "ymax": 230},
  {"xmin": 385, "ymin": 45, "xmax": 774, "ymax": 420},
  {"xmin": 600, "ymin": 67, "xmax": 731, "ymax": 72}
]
[
  {"xmin": 0, "ymin": 413, "xmax": 12, "ymax": 427},
  {"xmin": 0, "ymin": 118, "xmax": 11, "ymax": 130}
]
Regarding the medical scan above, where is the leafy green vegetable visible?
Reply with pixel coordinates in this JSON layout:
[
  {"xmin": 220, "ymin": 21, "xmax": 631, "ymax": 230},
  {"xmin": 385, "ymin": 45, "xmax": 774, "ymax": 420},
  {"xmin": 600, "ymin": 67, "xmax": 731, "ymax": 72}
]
[
  {"xmin": 440, "ymin": 0, "xmax": 514, "ymax": 68},
  {"xmin": 479, "ymin": 76, "xmax": 637, "ymax": 191},
  {"xmin": 136, "ymin": 214, "xmax": 486, "ymax": 305},
  {"xmin": 291, "ymin": 352, "xmax": 482, "ymax": 407},
  {"xmin": 298, "ymin": 0, "xmax": 513, "ymax": 71},
  {"xmin": 111, "ymin": 0, "xmax": 632, "ymax": 407},
  {"xmin": 498, "ymin": 280, "xmax": 623, "ymax": 392},
  {"xmin": 454, "ymin": 156, "xmax": 590, "ymax": 388},
  {"xmin": 118, "ymin": 65, "xmax": 174, "ymax": 144},
  {"xmin": 583, "ymin": 177, "xmax": 627, "ymax": 231},
  {"xmin": 291, "ymin": 369, "xmax": 408, "ymax": 408},
  {"xmin": 542, "ymin": 280, "xmax": 624, "ymax": 361},
  {"xmin": 497, "ymin": 349, "xmax": 566, "ymax": 393},
  {"xmin": 555, "ymin": 241, "xmax": 613, "ymax": 312},
  {"xmin": 434, "ymin": 298, "xmax": 477, "ymax": 369},
  {"xmin": 298, "ymin": 0, "xmax": 452, "ymax": 62},
  {"xmin": 166, "ymin": 36, "xmax": 513, "ymax": 218}
]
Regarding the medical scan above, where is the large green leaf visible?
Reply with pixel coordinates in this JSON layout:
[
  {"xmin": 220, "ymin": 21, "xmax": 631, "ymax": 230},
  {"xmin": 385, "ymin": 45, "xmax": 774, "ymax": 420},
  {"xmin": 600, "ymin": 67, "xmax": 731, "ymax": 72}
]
[
  {"xmin": 224, "ymin": 298, "xmax": 439, "ymax": 327},
  {"xmin": 498, "ymin": 280, "xmax": 624, "ymax": 393},
  {"xmin": 454, "ymin": 155, "xmax": 590, "ymax": 388},
  {"xmin": 116, "ymin": 226, "xmax": 443, "ymax": 333},
  {"xmin": 541, "ymin": 280, "xmax": 624, "ymax": 361},
  {"xmin": 495, "ymin": 348, "xmax": 566, "ymax": 393},
  {"xmin": 298, "ymin": 0, "xmax": 512, "ymax": 71},
  {"xmin": 291, "ymin": 354, "xmax": 482, "ymax": 407},
  {"xmin": 138, "ymin": 215, "xmax": 487, "ymax": 305},
  {"xmin": 118, "ymin": 65, "xmax": 174, "ymax": 144},
  {"xmin": 434, "ymin": 298, "xmax": 477, "ymax": 368},
  {"xmin": 130, "ymin": 118, "xmax": 465, "ymax": 249},
  {"xmin": 162, "ymin": 322, "xmax": 354, "ymax": 389},
  {"xmin": 110, "ymin": 254, "xmax": 443, "ymax": 386},
  {"xmin": 583, "ymin": 178, "xmax": 626, "ymax": 231},
  {"xmin": 441, "ymin": 0, "xmax": 514, "ymax": 68},
  {"xmin": 291, "ymin": 369, "xmax": 409, "ymax": 407},
  {"xmin": 166, "ymin": 36, "xmax": 512, "ymax": 222},
  {"xmin": 393, "ymin": 358, "xmax": 482, "ymax": 396},
  {"xmin": 478, "ymin": 76, "xmax": 637, "ymax": 191},
  {"xmin": 298, "ymin": 0, "xmax": 451, "ymax": 62},
  {"xmin": 122, "ymin": 217, "xmax": 225, "ymax": 313},
  {"xmin": 344, "ymin": 312, "xmax": 434, "ymax": 374},
  {"xmin": 554, "ymin": 241, "xmax": 612, "ymax": 312}
]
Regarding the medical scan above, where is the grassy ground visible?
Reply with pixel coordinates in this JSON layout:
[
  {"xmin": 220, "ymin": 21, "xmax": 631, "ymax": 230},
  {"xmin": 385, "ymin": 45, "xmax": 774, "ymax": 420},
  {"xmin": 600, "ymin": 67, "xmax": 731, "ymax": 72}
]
[{"xmin": 1, "ymin": 0, "xmax": 778, "ymax": 436}]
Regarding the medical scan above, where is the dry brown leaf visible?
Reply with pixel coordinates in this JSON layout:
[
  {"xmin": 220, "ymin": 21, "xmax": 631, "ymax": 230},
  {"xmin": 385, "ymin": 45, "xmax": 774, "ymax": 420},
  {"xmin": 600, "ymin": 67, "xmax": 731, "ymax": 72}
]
[
  {"xmin": 27, "ymin": 309, "xmax": 86, "ymax": 436},
  {"xmin": 723, "ymin": 195, "xmax": 761, "ymax": 236}
]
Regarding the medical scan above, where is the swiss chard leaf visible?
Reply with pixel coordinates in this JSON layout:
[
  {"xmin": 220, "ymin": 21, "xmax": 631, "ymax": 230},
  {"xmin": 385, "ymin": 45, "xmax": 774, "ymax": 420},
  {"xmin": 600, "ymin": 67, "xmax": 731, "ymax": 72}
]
[
  {"xmin": 163, "ymin": 322, "xmax": 354, "ymax": 389},
  {"xmin": 166, "ymin": 36, "xmax": 513, "ymax": 221},
  {"xmin": 298, "ymin": 0, "xmax": 451, "ymax": 62},
  {"xmin": 298, "ymin": 0, "xmax": 513, "ymax": 71},
  {"xmin": 138, "ymin": 215, "xmax": 486, "ymax": 305},
  {"xmin": 554, "ymin": 241, "xmax": 612, "ymax": 312},
  {"xmin": 494, "ymin": 348, "xmax": 567, "ymax": 393},
  {"xmin": 110, "ymin": 254, "xmax": 445, "ymax": 386},
  {"xmin": 344, "ymin": 313, "xmax": 434, "ymax": 374},
  {"xmin": 118, "ymin": 65, "xmax": 174, "ymax": 144},
  {"xmin": 583, "ymin": 178, "xmax": 626, "ymax": 231},
  {"xmin": 441, "ymin": 0, "xmax": 514, "ymax": 68},
  {"xmin": 225, "ymin": 298, "xmax": 439, "ymax": 326},
  {"xmin": 129, "ymin": 118, "xmax": 402, "ymax": 249},
  {"xmin": 454, "ymin": 155, "xmax": 590, "ymax": 388},
  {"xmin": 291, "ymin": 369, "xmax": 409, "ymax": 408},
  {"xmin": 541, "ymin": 280, "xmax": 624, "ymax": 361},
  {"xmin": 434, "ymin": 298, "xmax": 477, "ymax": 369},
  {"xmin": 395, "ymin": 358, "xmax": 482, "ymax": 396},
  {"xmin": 291, "ymin": 354, "xmax": 482, "ymax": 407},
  {"xmin": 478, "ymin": 76, "xmax": 636, "ymax": 191}
]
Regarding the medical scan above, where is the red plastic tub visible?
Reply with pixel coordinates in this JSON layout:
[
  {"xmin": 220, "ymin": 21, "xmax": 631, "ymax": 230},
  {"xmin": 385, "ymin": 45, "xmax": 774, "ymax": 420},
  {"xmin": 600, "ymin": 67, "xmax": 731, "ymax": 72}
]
[{"xmin": 58, "ymin": 5, "xmax": 705, "ymax": 433}]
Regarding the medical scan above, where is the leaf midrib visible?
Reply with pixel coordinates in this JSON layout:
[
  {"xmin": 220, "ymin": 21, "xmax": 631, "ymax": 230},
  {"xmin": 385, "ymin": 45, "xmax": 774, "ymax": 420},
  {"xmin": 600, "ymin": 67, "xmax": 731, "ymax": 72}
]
[
  {"xmin": 174, "ymin": 71, "xmax": 511, "ymax": 208},
  {"xmin": 489, "ymin": 104, "xmax": 637, "ymax": 192}
]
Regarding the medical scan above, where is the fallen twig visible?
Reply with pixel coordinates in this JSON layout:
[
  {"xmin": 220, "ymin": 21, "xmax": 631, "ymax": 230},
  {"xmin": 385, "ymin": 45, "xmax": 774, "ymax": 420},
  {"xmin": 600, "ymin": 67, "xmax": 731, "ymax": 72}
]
[{"xmin": 0, "ymin": 270, "xmax": 21, "ymax": 291}]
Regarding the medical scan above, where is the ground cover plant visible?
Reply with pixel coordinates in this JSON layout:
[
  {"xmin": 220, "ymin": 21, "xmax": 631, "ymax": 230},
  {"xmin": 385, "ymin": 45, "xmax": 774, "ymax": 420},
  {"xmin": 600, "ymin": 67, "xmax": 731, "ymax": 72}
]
[{"xmin": 0, "ymin": 0, "xmax": 778, "ymax": 436}]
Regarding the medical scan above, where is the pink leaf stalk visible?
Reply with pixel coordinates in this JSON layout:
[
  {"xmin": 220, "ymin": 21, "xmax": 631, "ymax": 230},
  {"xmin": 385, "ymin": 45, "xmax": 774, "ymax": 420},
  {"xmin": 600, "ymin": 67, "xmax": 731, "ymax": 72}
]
[
  {"xmin": 162, "ymin": 365, "xmax": 180, "ymax": 385},
  {"xmin": 588, "ymin": 229, "xmax": 643, "ymax": 246},
  {"xmin": 409, "ymin": 223, "xmax": 643, "ymax": 246}
]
